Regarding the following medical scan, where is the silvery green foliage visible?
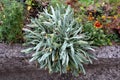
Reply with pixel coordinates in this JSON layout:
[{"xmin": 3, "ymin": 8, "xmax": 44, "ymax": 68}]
[{"xmin": 22, "ymin": 5, "xmax": 96, "ymax": 76}]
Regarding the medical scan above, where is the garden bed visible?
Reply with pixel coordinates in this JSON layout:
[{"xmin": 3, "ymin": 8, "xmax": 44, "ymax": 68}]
[
  {"xmin": 0, "ymin": 43, "xmax": 120, "ymax": 80},
  {"xmin": 0, "ymin": 0, "xmax": 120, "ymax": 80}
]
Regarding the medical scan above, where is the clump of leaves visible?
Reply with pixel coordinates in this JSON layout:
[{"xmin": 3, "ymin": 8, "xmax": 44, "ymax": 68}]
[
  {"xmin": 0, "ymin": 0, "xmax": 24, "ymax": 43},
  {"xmin": 107, "ymin": 32, "xmax": 120, "ymax": 43},
  {"xmin": 22, "ymin": 5, "xmax": 96, "ymax": 76},
  {"xmin": 83, "ymin": 22, "xmax": 112, "ymax": 46}
]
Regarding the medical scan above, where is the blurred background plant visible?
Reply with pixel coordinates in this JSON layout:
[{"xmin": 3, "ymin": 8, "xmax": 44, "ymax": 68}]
[
  {"xmin": 22, "ymin": 0, "xmax": 49, "ymax": 25},
  {"xmin": 83, "ymin": 21, "xmax": 112, "ymax": 46},
  {"xmin": 50, "ymin": 0, "xmax": 63, "ymax": 6},
  {"xmin": 67, "ymin": 0, "xmax": 120, "ymax": 46},
  {"xmin": 25, "ymin": 0, "xmax": 49, "ymax": 14},
  {"xmin": 0, "ymin": 0, "xmax": 24, "ymax": 43},
  {"xmin": 78, "ymin": 0, "xmax": 95, "ymax": 7}
]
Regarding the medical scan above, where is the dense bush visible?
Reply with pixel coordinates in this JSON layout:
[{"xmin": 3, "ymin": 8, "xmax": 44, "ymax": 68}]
[
  {"xmin": 0, "ymin": 0, "xmax": 24, "ymax": 43},
  {"xmin": 22, "ymin": 5, "xmax": 96, "ymax": 76}
]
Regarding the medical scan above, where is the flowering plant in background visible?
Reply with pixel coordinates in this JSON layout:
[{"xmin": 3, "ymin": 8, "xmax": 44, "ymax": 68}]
[
  {"xmin": 94, "ymin": 21, "xmax": 102, "ymax": 28},
  {"xmin": 83, "ymin": 21, "xmax": 112, "ymax": 46},
  {"xmin": 76, "ymin": 1, "xmax": 120, "ymax": 45}
]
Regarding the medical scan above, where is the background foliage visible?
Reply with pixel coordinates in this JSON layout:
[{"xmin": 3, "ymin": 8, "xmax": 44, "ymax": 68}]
[{"xmin": 0, "ymin": 0, "xmax": 24, "ymax": 43}]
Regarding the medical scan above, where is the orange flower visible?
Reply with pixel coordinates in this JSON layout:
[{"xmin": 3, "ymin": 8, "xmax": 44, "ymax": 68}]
[
  {"xmin": 88, "ymin": 12, "xmax": 94, "ymax": 21},
  {"xmin": 88, "ymin": 16, "xmax": 94, "ymax": 21},
  {"xmin": 94, "ymin": 21, "xmax": 102, "ymax": 28}
]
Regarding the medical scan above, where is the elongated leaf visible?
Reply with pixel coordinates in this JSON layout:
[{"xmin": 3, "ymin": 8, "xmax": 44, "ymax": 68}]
[
  {"xmin": 61, "ymin": 41, "xmax": 67, "ymax": 55},
  {"xmin": 52, "ymin": 50, "xmax": 55, "ymax": 61},
  {"xmin": 62, "ymin": 51, "xmax": 67, "ymax": 65},
  {"xmin": 21, "ymin": 48, "xmax": 33, "ymax": 54},
  {"xmin": 34, "ymin": 41, "xmax": 43, "ymax": 52},
  {"xmin": 29, "ymin": 56, "xmax": 39, "ymax": 62},
  {"xmin": 48, "ymin": 57, "xmax": 52, "ymax": 73},
  {"xmin": 70, "ymin": 43, "xmax": 74, "ymax": 55},
  {"xmin": 38, "ymin": 53, "xmax": 51, "ymax": 63},
  {"xmin": 50, "ymin": 6, "xmax": 57, "ymax": 21},
  {"xmin": 66, "ymin": 52, "xmax": 69, "ymax": 66}
]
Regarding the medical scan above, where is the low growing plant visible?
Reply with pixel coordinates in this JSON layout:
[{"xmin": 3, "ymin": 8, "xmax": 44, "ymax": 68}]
[
  {"xmin": 22, "ymin": 5, "xmax": 96, "ymax": 76},
  {"xmin": 83, "ymin": 21, "xmax": 112, "ymax": 46},
  {"xmin": 0, "ymin": 0, "xmax": 24, "ymax": 43},
  {"xmin": 74, "ymin": 1, "xmax": 120, "ymax": 46}
]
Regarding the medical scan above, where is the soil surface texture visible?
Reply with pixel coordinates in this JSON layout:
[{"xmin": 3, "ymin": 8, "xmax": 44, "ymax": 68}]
[{"xmin": 0, "ymin": 43, "xmax": 120, "ymax": 80}]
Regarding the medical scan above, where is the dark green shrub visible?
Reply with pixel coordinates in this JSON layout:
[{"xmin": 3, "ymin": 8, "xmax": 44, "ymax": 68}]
[{"xmin": 0, "ymin": 0, "xmax": 24, "ymax": 43}]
